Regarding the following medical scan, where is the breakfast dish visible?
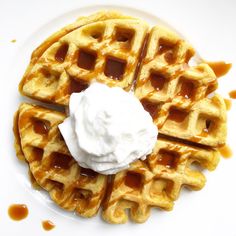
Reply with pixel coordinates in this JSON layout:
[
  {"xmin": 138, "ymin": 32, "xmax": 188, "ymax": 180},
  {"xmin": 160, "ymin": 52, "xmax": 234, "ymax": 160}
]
[
  {"xmin": 19, "ymin": 11, "xmax": 148, "ymax": 105},
  {"xmin": 14, "ymin": 103, "xmax": 107, "ymax": 218},
  {"xmin": 14, "ymin": 10, "xmax": 230, "ymax": 224},
  {"xmin": 14, "ymin": 103, "xmax": 219, "ymax": 223}
]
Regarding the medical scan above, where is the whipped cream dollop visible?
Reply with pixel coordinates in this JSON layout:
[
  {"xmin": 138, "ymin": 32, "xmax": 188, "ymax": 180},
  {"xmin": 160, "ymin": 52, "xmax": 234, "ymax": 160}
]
[{"xmin": 59, "ymin": 82, "xmax": 158, "ymax": 175}]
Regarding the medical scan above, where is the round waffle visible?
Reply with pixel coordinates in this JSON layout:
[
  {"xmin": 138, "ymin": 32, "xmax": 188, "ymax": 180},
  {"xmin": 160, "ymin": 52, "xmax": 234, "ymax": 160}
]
[{"xmin": 14, "ymin": 11, "xmax": 228, "ymax": 224}]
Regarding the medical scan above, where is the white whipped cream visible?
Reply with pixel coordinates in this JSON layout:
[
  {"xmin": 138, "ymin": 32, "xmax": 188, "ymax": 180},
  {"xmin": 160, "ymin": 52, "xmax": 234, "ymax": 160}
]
[{"xmin": 59, "ymin": 82, "xmax": 158, "ymax": 175}]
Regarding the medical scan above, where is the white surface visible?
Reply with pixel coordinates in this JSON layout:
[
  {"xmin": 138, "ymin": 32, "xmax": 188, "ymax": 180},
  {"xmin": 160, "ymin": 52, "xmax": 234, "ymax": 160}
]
[{"xmin": 0, "ymin": 0, "xmax": 236, "ymax": 235}]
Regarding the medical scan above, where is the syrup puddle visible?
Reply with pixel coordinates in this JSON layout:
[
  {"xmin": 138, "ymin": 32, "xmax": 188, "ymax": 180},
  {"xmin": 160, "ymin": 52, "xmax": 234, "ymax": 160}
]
[
  {"xmin": 219, "ymin": 145, "xmax": 233, "ymax": 159},
  {"xmin": 8, "ymin": 204, "xmax": 28, "ymax": 221},
  {"xmin": 42, "ymin": 220, "xmax": 55, "ymax": 231},
  {"xmin": 229, "ymin": 90, "xmax": 236, "ymax": 99}
]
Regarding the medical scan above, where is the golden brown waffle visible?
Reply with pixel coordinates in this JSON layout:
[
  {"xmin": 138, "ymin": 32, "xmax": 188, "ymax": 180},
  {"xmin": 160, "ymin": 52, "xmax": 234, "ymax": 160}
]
[
  {"xmin": 19, "ymin": 11, "xmax": 148, "ymax": 105},
  {"xmin": 135, "ymin": 25, "xmax": 226, "ymax": 147},
  {"xmin": 14, "ymin": 103, "xmax": 220, "ymax": 223},
  {"xmin": 14, "ymin": 11, "xmax": 230, "ymax": 224},
  {"xmin": 102, "ymin": 138, "xmax": 219, "ymax": 223},
  {"xmin": 14, "ymin": 103, "xmax": 107, "ymax": 217}
]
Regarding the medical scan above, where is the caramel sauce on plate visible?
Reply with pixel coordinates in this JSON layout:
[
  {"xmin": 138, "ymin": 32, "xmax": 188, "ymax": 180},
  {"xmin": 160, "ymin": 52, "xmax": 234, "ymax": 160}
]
[
  {"xmin": 42, "ymin": 220, "xmax": 55, "ymax": 231},
  {"xmin": 219, "ymin": 145, "xmax": 233, "ymax": 158},
  {"xmin": 206, "ymin": 61, "xmax": 232, "ymax": 77},
  {"xmin": 229, "ymin": 90, "xmax": 236, "ymax": 99},
  {"xmin": 8, "ymin": 204, "xmax": 28, "ymax": 221}
]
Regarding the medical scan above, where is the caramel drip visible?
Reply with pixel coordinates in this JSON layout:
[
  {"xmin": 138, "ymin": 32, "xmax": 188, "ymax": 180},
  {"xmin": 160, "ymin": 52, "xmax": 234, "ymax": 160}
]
[
  {"xmin": 8, "ymin": 204, "xmax": 28, "ymax": 221},
  {"xmin": 124, "ymin": 172, "xmax": 142, "ymax": 189},
  {"xmin": 219, "ymin": 145, "xmax": 233, "ymax": 158},
  {"xmin": 206, "ymin": 61, "xmax": 232, "ymax": 77},
  {"xmin": 229, "ymin": 90, "xmax": 236, "ymax": 99},
  {"xmin": 42, "ymin": 220, "xmax": 55, "ymax": 231}
]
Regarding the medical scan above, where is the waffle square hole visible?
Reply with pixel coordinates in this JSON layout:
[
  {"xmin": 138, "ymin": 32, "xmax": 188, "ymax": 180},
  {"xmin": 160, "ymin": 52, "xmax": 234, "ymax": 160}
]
[
  {"xmin": 114, "ymin": 27, "xmax": 134, "ymax": 44},
  {"xmin": 124, "ymin": 171, "xmax": 143, "ymax": 190},
  {"xmin": 197, "ymin": 116, "xmax": 215, "ymax": 136},
  {"xmin": 77, "ymin": 49, "xmax": 97, "ymax": 70},
  {"xmin": 157, "ymin": 150, "xmax": 179, "ymax": 169},
  {"xmin": 74, "ymin": 188, "xmax": 92, "ymax": 201},
  {"xmin": 80, "ymin": 167, "xmax": 98, "ymax": 178},
  {"xmin": 150, "ymin": 72, "xmax": 168, "ymax": 91},
  {"xmin": 158, "ymin": 38, "xmax": 177, "ymax": 64},
  {"xmin": 90, "ymin": 28, "xmax": 104, "ymax": 40},
  {"xmin": 189, "ymin": 160, "xmax": 204, "ymax": 172},
  {"xmin": 168, "ymin": 108, "xmax": 188, "ymax": 123},
  {"xmin": 83, "ymin": 25, "xmax": 105, "ymax": 41},
  {"xmin": 178, "ymin": 79, "xmax": 196, "ymax": 99},
  {"xmin": 40, "ymin": 67, "xmax": 60, "ymax": 81},
  {"xmin": 31, "ymin": 118, "xmax": 50, "ymax": 135},
  {"xmin": 150, "ymin": 178, "xmax": 173, "ymax": 196},
  {"xmin": 69, "ymin": 77, "xmax": 89, "ymax": 94},
  {"xmin": 32, "ymin": 147, "xmax": 44, "ymax": 162},
  {"xmin": 55, "ymin": 43, "xmax": 69, "ymax": 63},
  {"xmin": 50, "ymin": 152, "xmax": 73, "ymax": 170},
  {"xmin": 105, "ymin": 56, "xmax": 126, "ymax": 80},
  {"xmin": 140, "ymin": 99, "xmax": 159, "ymax": 119}
]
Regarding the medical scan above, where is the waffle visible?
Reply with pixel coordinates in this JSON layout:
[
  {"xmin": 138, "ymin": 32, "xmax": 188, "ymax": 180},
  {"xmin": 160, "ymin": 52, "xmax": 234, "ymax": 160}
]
[
  {"xmin": 14, "ymin": 103, "xmax": 220, "ymax": 223},
  {"xmin": 102, "ymin": 138, "xmax": 219, "ymax": 223},
  {"xmin": 135, "ymin": 25, "xmax": 226, "ymax": 147},
  {"xmin": 19, "ymin": 11, "xmax": 149, "ymax": 105},
  {"xmin": 14, "ymin": 11, "xmax": 229, "ymax": 224},
  {"xmin": 14, "ymin": 103, "xmax": 107, "ymax": 217}
]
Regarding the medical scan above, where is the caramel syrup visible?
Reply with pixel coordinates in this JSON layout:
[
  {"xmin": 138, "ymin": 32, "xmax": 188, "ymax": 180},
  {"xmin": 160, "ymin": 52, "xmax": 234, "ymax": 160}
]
[
  {"xmin": 157, "ymin": 150, "xmax": 179, "ymax": 169},
  {"xmin": 80, "ymin": 167, "xmax": 98, "ymax": 178},
  {"xmin": 219, "ymin": 145, "xmax": 233, "ymax": 158},
  {"xmin": 206, "ymin": 61, "xmax": 232, "ymax": 77},
  {"xmin": 55, "ymin": 44, "xmax": 69, "ymax": 62},
  {"xmin": 125, "ymin": 172, "xmax": 142, "ymax": 189},
  {"xmin": 224, "ymin": 98, "xmax": 232, "ymax": 110},
  {"xmin": 32, "ymin": 147, "xmax": 44, "ymax": 161},
  {"xmin": 32, "ymin": 118, "xmax": 50, "ymax": 135},
  {"xmin": 77, "ymin": 49, "xmax": 97, "ymax": 70},
  {"xmin": 168, "ymin": 108, "xmax": 188, "ymax": 123},
  {"xmin": 8, "ymin": 204, "xmax": 28, "ymax": 221},
  {"xmin": 178, "ymin": 80, "xmax": 195, "ymax": 99},
  {"xmin": 104, "ymin": 56, "xmax": 126, "ymax": 80},
  {"xmin": 42, "ymin": 220, "xmax": 55, "ymax": 231},
  {"xmin": 150, "ymin": 73, "xmax": 166, "ymax": 91},
  {"xmin": 50, "ymin": 152, "xmax": 73, "ymax": 169},
  {"xmin": 69, "ymin": 77, "xmax": 89, "ymax": 94},
  {"xmin": 140, "ymin": 99, "xmax": 158, "ymax": 119},
  {"xmin": 229, "ymin": 90, "xmax": 236, "ymax": 99}
]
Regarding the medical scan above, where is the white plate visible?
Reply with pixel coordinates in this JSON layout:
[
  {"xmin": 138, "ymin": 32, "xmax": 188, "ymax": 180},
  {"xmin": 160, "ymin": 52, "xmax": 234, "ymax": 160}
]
[{"xmin": 0, "ymin": 0, "xmax": 236, "ymax": 235}]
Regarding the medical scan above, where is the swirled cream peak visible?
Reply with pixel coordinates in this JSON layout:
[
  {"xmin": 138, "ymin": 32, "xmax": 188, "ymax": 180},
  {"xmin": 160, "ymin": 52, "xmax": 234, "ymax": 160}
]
[{"xmin": 59, "ymin": 82, "xmax": 158, "ymax": 175}]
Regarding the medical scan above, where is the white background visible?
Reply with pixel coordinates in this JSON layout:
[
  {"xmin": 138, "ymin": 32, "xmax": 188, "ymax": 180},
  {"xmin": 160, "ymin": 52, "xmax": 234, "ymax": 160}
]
[{"xmin": 0, "ymin": 0, "xmax": 236, "ymax": 235}]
